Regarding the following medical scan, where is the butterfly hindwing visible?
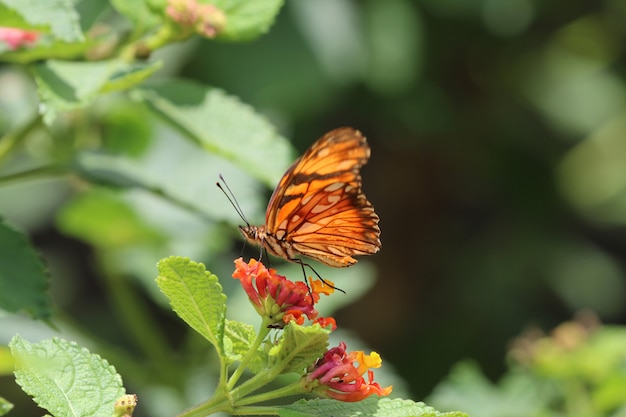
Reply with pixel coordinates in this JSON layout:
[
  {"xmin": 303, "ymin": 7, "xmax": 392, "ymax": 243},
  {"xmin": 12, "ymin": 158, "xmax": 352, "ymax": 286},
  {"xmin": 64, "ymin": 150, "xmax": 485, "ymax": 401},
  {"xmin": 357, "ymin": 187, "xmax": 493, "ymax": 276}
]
[{"xmin": 263, "ymin": 127, "xmax": 381, "ymax": 267}]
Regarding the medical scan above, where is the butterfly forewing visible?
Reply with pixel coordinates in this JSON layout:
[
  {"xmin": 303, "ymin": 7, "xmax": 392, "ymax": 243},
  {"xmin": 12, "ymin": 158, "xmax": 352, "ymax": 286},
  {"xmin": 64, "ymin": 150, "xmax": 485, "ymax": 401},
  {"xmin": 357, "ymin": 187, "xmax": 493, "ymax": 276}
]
[{"xmin": 255, "ymin": 127, "xmax": 381, "ymax": 267}]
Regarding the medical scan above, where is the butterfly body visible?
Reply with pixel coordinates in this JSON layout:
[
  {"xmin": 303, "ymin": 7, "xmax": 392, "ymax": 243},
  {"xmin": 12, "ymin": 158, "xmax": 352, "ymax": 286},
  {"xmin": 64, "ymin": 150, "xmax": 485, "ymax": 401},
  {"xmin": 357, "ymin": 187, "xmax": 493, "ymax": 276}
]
[{"xmin": 240, "ymin": 127, "xmax": 381, "ymax": 268}]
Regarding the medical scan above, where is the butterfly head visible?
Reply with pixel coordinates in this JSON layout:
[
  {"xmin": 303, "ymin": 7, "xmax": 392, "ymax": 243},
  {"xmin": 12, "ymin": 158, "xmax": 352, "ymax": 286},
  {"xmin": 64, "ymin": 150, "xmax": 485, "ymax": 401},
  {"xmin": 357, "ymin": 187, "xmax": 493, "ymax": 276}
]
[{"xmin": 239, "ymin": 225, "xmax": 265, "ymax": 246}]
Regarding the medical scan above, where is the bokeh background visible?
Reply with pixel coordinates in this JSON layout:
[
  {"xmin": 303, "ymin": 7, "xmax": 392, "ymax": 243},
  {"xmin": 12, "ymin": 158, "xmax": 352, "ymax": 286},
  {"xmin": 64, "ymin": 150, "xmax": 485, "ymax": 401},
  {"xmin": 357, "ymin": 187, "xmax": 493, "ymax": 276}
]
[{"xmin": 2, "ymin": 0, "xmax": 626, "ymax": 415}]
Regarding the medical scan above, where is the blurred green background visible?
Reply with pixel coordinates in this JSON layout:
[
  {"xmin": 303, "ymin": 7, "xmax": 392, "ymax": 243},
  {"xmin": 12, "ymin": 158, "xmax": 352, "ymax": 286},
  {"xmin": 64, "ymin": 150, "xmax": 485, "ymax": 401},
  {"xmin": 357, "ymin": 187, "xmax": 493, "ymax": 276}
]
[{"xmin": 2, "ymin": 0, "xmax": 626, "ymax": 415}]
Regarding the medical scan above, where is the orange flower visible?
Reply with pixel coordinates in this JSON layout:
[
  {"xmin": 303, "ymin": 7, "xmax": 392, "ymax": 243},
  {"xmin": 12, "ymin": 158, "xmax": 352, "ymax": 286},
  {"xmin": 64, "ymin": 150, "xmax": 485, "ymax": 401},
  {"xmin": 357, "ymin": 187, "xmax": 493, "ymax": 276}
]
[
  {"xmin": 304, "ymin": 342, "xmax": 392, "ymax": 402},
  {"xmin": 232, "ymin": 258, "xmax": 334, "ymax": 327},
  {"xmin": 313, "ymin": 316, "xmax": 337, "ymax": 331}
]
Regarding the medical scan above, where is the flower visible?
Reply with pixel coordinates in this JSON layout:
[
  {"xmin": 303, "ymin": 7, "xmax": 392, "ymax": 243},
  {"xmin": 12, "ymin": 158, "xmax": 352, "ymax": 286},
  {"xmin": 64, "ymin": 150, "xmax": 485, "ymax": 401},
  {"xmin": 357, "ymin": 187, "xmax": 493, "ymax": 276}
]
[
  {"xmin": 113, "ymin": 394, "xmax": 137, "ymax": 417},
  {"xmin": 166, "ymin": 0, "xmax": 226, "ymax": 38},
  {"xmin": 0, "ymin": 27, "xmax": 39, "ymax": 50},
  {"xmin": 303, "ymin": 342, "xmax": 392, "ymax": 402},
  {"xmin": 313, "ymin": 316, "xmax": 337, "ymax": 331},
  {"xmin": 232, "ymin": 258, "xmax": 334, "ymax": 327}
]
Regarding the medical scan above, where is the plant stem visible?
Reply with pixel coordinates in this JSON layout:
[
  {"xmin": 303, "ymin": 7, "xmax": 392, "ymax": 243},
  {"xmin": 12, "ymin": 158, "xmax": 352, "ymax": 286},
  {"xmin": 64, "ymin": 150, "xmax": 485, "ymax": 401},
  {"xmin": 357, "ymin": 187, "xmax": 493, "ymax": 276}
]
[
  {"xmin": 175, "ymin": 393, "xmax": 232, "ymax": 417},
  {"xmin": 234, "ymin": 380, "xmax": 305, "ymax": 407},
  {"xmin": 0, "ymin": 166, "xmax": 68, "ymax": 184},
  {"xmin": 230, "ymin": 405, "xmax": 281, "ymax": 415},
  {"xmin": 227, "ymin": 318, "xmax": 272, "ymax": 390},
  {"xmin": 97, "ymin": 254, "xmax": 175, "ymax": 382},
  {"xmin": 0, "ymin": 114, "xmax": 42, "ymax": 164}
]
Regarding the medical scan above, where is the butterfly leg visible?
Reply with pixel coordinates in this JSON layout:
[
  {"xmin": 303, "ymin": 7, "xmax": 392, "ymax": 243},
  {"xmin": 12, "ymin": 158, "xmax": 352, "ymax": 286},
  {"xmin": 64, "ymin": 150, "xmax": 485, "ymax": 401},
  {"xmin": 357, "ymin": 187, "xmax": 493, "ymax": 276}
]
[{"xmin": 295, "ymin": 259, "xmax": 346, "ymax": 294}]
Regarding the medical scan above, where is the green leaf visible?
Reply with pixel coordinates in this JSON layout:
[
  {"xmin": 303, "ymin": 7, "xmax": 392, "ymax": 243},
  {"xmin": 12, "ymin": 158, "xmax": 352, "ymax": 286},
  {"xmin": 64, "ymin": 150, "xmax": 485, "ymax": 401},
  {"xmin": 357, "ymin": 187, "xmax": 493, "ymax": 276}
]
[
  {"xmin": 71, "ymin": 124, "xmax": 265, "ymax": 224},
  {"xmin": 110, "ymin": 0, "xmax": 162, "ymax": 31},
  {"xmin": 32, "ymin": 59, "xmax": 161, "ymax": 124},
  {"xmin": 10, "ymin": 336, "xmax": 126, "ymax": 417},
  {"xmin": 72, "ymin": 151, "xmax": 162, "ymax": 189},
  {"xmin": 0, "ymin": 218, "xmax": 51, "ymax": 319},
  {"xmin": 156, "ymin": 256, "xmax": 227, "ymax": 354},
  {"xmin": 281, "ymin": 397, "xmax": 468, "ymax": 417},
  {"xmin": 101, "ymin": 61, "xmax": 164, "ymax": 94},
  {"xmin": 224, "ymin": 319, "xmax": 256, "ymax": 364},
  {"xmin": 0, "ymin": 397, "xmax": 13, "ymax": 416},
  {"xmin": 427, "ymin": 361, "xmax": 547, "ymax": 417},
  {"xmin": 213, "ymin": 0, "xmax": 285, "ymax": 41},
  {"xmin": 134, "ymin": 79, "xmax": 295, "ymax": 186},
  {"xmin": 0, "ymin": 0, "xmax": 83, "ymax": 42},
  {"xmin": 100, "ymin": 101, "xmax": 154, "ymax": 157},
  {"xmin": 0, "ymin": 345, "xmax": 14, "ymax": 375},
  {"xmin": 0, "ymin": 40, "xmax": 91, "ymax": 64},
  {"xmin": 56, "ymin": 189, "xmax": 165, "ymax": 248},
  {"xmin": 271, "ymin": 324, "xmax": 329, "ymax": 375}
]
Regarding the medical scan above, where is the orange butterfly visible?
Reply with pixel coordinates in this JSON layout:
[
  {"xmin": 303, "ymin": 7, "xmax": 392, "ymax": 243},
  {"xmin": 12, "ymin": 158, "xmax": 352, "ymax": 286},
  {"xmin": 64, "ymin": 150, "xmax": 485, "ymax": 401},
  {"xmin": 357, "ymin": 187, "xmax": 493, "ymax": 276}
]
[{"xmin": 236, "ymin": 127, "xmax": 381, "ymax": 269}]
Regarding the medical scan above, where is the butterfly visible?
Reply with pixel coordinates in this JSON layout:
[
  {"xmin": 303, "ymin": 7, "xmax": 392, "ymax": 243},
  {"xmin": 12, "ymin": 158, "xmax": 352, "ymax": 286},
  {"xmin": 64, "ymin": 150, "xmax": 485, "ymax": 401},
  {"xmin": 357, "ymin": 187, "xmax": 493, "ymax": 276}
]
[{"xmin": 232, "ymin": 127, "xmax": 381, "ymax": 269}]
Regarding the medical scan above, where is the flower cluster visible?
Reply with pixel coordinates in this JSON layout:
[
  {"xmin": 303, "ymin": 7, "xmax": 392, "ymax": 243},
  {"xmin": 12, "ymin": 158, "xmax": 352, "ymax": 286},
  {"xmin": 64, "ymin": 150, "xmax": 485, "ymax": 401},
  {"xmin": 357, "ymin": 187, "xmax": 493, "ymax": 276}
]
[
  {"xmin": 0, "ymin": 27, "xmax": 38, "ymax": 50},
  {"xmin": 232, "ymin": 258, "xmax": 336, "ymax": 329},
  {"xmin": 304, "ymin": 341, "xmax": 393, "ymax": 402},
  {"xmin": 232, "ymin": 258, "xmax": 391, "ymax": 402},
  {"xmin": 166, "ymin": 0, "xmax": 226, "ymax": 38},
  {"xmin": 113, "ymin": 394, "xmax": 138, "ymax": 417}
]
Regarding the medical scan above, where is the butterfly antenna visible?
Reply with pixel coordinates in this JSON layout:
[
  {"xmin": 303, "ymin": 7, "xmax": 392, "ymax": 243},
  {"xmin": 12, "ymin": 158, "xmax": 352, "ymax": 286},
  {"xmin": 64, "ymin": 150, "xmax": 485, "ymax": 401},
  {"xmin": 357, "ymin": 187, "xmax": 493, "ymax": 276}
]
[{"xmin": 217, "ymin": 174, "xmax": 250, "ymax": 225}]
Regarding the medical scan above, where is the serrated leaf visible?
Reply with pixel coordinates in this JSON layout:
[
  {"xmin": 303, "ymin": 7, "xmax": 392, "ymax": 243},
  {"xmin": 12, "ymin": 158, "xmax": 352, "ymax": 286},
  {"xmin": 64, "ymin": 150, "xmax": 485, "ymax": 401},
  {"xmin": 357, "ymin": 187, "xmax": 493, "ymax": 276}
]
[
  {"xmin": 0, "ymin": 218, "xmax": 51, "ymax": 319},
  {"xmin": 224, "ymin": 319, "xmax": 256, "ymax": 364},
  {"xmin": 0, "ymin": 397, "xmax": 13, "ymax": 416},
  {"xmin": 134, "ymin": 79, "xmax": 295, "ymax": 187},
  {"xmin": 156, "ymin": 257, "xmax": 226, "ymax": 354},
  {"xmin": 281, "ymin": 397, "xmax": 468, "ymax": 417},
  {"xmin": 213, "ymin": 0, "xmax": 285, "ymax": 41},
  {"xmin": 32, "ymin": 59, "xmax": 161, "ymax": 124},
  {"xmin": 271, "ymin": 324, "xmax": 329, "ymax": 375},
  {"xmin": 10, "ymin": 336, "xmax": 125, "ymax": 417},
  {"xmin": 0, "ymin": 0, "xmax": 83, "ymax": 42}
]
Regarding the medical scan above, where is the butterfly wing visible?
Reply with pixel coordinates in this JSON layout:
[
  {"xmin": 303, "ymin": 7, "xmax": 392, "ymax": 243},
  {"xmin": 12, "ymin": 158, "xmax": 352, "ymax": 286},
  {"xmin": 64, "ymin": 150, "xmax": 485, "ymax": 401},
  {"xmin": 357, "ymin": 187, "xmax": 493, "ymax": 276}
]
[{"xmin": 265, "ymin": 127, "xmax": 381, "ymax": 267}]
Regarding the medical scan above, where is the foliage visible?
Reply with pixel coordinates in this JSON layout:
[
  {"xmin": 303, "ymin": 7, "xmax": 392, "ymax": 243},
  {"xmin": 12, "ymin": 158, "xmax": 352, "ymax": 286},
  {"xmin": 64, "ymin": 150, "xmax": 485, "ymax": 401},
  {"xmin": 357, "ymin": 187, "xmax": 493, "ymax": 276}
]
[
  {"xmin": 0, "ymin": 0, "xmax": 463, "ymax": 416},
  {"xmin": 11, "ymin": 336, "xmax": 125, "ymax": 417},
  {"xmin": 2, "ymin": 0, "xmax": 626, "ymax": 416},
  {"xmin": 429, "ymin": 316, "xmax": 626, "ymax": 417}
]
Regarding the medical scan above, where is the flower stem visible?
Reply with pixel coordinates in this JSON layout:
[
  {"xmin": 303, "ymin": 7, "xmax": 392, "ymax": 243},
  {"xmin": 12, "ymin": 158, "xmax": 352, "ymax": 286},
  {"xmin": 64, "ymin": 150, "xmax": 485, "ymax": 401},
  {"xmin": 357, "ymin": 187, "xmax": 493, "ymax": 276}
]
[
  {"xmin": 0, "ymin": 114, "xmax": 42, "ymax": 164},
  {"xmin": 234, "ymin": 380, "xmax": 305, "ymax": 407},
  {"xmin": 0, "ymin": 166, "xmax": 68, "ymax": 185},
  {"xmin": 174, "ymin": 394, "xmax": 231, "ymax": 417},
  {"xmin": 226, "ymin": 318, "xmax": 272, "ymax": 390}
]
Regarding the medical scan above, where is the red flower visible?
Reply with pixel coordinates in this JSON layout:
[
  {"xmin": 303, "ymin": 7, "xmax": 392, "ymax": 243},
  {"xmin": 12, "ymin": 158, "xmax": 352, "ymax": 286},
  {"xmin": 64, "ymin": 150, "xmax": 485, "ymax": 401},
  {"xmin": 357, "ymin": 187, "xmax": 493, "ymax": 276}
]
[
  {"xmin": 304, "ymin": 342, "xmax": 392, "ymax": 402},
  {"xmin": 0, "ymin": 27, "xmax": 38, "ymax": 50},
  {"xmin": 232, "ymin": 258, "xmax": 334, "ymax": 327}
]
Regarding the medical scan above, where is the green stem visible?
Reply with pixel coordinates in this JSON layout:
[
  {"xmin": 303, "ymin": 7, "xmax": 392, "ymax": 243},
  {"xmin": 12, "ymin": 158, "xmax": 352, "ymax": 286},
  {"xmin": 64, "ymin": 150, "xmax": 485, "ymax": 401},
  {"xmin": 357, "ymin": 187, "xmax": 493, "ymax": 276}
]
[
  {"xmin": 234, "ymin": 380, "xmax": 305, "ymax": 407},
  {"xmin": 119, "ymin": 23, "xmax": 189, "ymax": 61},
  {"xmin": 230, "ymin": 406, "xmax": 281, "ymax": 415},
  {"xmin": 227, "ymin": 318, "xmax": 272, "ymax": 390},
  {"xmin": 0, "ymin": 114, "xmax": 42, "ymax": 164},
  {"xmin": 175, "ymin": 393, "xmax": 232, "ymax": 417},
  {"xmin": 97, "ymin": 254, "xmax": 175, "ymax": 382},
  {"xmin": 228, "ymin": 361, "xmax": 290, "ymax": 403},
  {"xmin": 176, "ymin": 381, "xmax": 305, "ymax": 416},
  {"xmin": 0, "ymin": 166, "xmax": 68, "ymax": 185}
]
